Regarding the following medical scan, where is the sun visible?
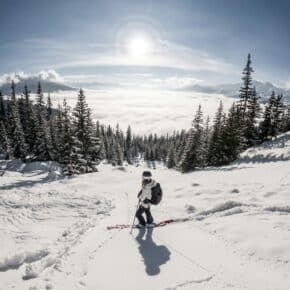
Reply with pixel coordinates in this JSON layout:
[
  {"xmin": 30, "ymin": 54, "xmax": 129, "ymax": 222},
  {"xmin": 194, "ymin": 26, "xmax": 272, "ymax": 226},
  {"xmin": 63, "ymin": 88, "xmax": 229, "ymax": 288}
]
[{"xmin": 128, "ymin": 37, "xmax": 151, "ymax": 57}]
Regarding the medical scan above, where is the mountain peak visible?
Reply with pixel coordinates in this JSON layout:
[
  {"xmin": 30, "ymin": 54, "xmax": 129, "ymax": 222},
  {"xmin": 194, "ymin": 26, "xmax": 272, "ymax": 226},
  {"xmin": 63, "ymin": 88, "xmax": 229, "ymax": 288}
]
[{"xmin": 176, "ymin": 79, "xmax": 290, "ymax": 101}]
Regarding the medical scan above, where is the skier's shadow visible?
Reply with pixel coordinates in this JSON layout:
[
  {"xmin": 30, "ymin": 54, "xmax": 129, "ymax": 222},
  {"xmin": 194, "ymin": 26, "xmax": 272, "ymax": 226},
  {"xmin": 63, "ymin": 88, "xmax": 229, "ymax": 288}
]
[{"xmin": 135, "ymin": 228, "xmax": 171, "ymax": 276}]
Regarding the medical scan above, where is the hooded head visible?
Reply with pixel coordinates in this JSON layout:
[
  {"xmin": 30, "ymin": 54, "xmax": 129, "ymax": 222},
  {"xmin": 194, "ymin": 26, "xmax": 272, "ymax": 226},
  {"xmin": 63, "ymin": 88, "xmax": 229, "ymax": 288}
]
[{"xmin": 142, "ymin": 170, "xmax": 152, "ymax": 185}]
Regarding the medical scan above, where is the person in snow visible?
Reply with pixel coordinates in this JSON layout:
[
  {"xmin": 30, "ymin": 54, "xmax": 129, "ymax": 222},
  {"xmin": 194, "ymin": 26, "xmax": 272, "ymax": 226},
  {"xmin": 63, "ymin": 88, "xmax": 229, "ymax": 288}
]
[{"xmin": 136, "ymin": 171, "xmax": 156, "ymax": 228}]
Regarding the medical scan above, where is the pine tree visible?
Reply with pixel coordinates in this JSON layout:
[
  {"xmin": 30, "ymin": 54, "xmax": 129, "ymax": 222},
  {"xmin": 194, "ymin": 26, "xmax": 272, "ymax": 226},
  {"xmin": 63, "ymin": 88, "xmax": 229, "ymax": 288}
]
[
  {"xmin": 21, "ymin": 85, "xmax": 37, "ymax": 153},
  {"xmin": 58, "ymin": 100, "xmax": 76, "ymax": 174},
  {"xmin": 207, "ymin": 101, "xmax": 224, "ymax": 166},
  {"xmin": 239, "ymin": 53, "xmax": 254, "ymax": 116},
  {"xmin": 244, "ymin": 87, "xmax": 261, "ymax": 146},
  {"xmin": 116, "ymin": 138, "xmax": 124, "ymax": 166},
  {"xmin": 179, "ymin": 105, "xmax": 204, "ymax": 172},
  {"xmin": 0, "ymin": 90, "xmax": 6, "ymax": 122},
  {"xmin": 46, "ymin": 93, "xmax": 53, "ymax": 120},
  {"xmin": 270, "ymin": 94, "xmax": 284, "ymax": 137},
  {"xmin": 72, "ymin": 89, "xmax": 100, "ymax": 173},
  {"xmin": 201, "ymin": 116, "xmax": 211, "ymax": 166},
  {"xmin": 34, "ymin": 82, "xmax": 53, "ymax": 160},
  {"xmin": 125, "ymin": 125, "xmax": 133, "ymax": 164},
  {"xmin": 9, "ymin": 81, "xmax": 27, "ymax": 160},
  {"xmin": 259, "ymin": 94, "xmax": 274, "ymax": 141},
  {"xmin": 281, "ymin": 105, "xmax": 290, "ymax": 132},
  {"xmin": 166, "ymin": 145, "xmax": 176, "ymax": 168},
  {"xmin": 0, "ymin": 121, "xmax": 12, "ymax": 159},
  {"xmin": 175, "ymin": 130, "xmax": 187, "ymax": 165},
  {"xmin": 221, "ymin": 103, "xmax": 244, "ymax": 163}
]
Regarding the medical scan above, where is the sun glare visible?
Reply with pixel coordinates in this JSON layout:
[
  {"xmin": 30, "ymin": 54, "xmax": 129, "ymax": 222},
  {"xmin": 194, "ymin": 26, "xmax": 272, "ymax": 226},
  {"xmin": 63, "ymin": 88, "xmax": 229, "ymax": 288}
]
[{"xmin": 128, "ymin": 37, "xmax": 151, "ymax": 57}]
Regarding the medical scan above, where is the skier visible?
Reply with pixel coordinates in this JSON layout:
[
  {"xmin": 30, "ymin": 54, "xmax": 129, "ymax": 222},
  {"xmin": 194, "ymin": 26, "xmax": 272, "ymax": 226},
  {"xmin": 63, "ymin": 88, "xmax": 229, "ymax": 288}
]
[{"xmin": 136, "ymin": 170, "xmax": 160, "ymax": 229}]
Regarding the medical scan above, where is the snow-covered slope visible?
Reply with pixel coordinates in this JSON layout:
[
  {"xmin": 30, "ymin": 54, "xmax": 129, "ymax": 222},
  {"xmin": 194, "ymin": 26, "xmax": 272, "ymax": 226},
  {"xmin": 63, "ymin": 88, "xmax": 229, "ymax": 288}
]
[{"xmin": 0, "ymin": 133, "xmax": 290, "ymax": 289}]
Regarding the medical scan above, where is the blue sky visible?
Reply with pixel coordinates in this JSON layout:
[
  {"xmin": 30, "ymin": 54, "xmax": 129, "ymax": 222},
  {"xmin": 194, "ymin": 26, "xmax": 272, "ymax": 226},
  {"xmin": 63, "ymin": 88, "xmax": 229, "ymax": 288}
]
[{"xmin": 1, "ymin": 0, "xmax": 290, "ymax": 89}]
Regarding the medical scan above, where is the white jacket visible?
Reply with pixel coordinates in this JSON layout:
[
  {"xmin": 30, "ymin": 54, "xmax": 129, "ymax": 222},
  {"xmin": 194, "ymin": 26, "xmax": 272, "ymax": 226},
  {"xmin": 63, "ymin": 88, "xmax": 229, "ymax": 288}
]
[{"xmin": 139, "ymin": 179, "xmax": 157, "ymax": 208}]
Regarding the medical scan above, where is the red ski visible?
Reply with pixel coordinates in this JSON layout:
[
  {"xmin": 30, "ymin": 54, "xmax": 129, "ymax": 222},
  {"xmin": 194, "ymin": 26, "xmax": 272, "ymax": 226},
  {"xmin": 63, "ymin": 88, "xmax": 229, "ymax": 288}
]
[{"xmin": 106, "ymin": 218, "xmax": 190, "ymax": 230}]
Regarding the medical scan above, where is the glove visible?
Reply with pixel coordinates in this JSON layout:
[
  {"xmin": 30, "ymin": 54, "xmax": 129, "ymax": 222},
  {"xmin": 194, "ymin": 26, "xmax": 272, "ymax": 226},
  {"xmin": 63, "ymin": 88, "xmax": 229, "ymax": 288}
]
[{"xmin": 143, "ymin": 198, "xmax": 151, "ymax": 204}]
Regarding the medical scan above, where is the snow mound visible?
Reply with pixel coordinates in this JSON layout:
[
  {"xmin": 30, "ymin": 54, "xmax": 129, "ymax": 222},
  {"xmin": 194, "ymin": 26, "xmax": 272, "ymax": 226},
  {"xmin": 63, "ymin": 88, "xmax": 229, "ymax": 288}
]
[
  {"xmin": 0, "ymin": 249, "xmax": 49, "ymax": 272},
  {"xmin": 236, "ymin": 132, "xmax": 290, "ymax": 164},
  {"xmin": 198, "ymin": 201, "xmax": 243, "ymax": 216},
  {"xmin": 264, "ymin": 206, "xmax": 290, "ymax": 213},
  {"xmin": 22, "ymin": 161, "xmax": 63, "ymax": 174},
  {"xmin": 1, "ymin": 160, "xmax": 25, "ymax": 172},
  {"xmin": 0, "ymin": 160, "xmax": 63, "ymax": 177}
]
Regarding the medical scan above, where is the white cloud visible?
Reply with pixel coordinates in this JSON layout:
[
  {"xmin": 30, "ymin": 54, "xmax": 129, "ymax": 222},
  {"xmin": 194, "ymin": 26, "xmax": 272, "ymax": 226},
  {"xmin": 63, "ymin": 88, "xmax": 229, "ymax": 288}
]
[
  {"xmin": 0, "ymin": 69, "xmax": 63, "ymax": 85},
  {"xmin": 0, "ymin": 72, "xmax": 29, "ymax": 85},
  {"xmin": 51, "ymin": 88, "xmax": 235, "ymax": 135},
  {"xmin": 61, "ymin": 72, "xmax": 203, "ymax": 91},
  {"xmin": 285, "ymin": 79, "xmax": 290, "ymax": 90},
  {"xmin": 38, "ymin": 69, "xmax": 64, "ymax": 83}
]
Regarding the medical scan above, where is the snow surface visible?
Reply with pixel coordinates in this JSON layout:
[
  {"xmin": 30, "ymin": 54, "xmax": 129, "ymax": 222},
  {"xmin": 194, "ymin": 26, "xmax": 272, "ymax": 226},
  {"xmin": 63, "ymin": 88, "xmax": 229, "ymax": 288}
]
[{"xmin": 0, "ymin": 133, "xmax": 290, "ymax": 289}]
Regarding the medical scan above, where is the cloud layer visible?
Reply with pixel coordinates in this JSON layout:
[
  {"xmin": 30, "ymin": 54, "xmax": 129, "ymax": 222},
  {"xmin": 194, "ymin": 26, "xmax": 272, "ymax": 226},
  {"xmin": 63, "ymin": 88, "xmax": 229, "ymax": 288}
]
[{"xmin": 0, "ymin": 70, "xmax": 63, "ymax": 86}]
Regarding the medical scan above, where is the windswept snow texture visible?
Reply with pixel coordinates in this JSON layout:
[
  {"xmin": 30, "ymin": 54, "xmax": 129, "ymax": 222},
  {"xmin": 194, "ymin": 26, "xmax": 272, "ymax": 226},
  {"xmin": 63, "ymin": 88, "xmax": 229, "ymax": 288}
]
[
  {"xmin": 0, "ymin": 132, "xmax": 290, "ymax": 289},
  {"xmin": 0, "ymin": 161, "xmax": 113, "ymax": 287}
]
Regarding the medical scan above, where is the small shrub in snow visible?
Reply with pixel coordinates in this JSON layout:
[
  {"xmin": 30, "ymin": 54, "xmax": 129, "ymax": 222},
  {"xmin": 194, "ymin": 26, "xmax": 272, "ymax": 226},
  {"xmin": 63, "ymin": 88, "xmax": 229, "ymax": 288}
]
[
  {"xmin": 185, "ymin": 204, "xmax": 196, "ymax": 213},
  {"xmin": 192, "ymin": 183, "xmax": 200, "ymax": 187},
  {"xmin": 231, "ymin": 188, "xmax": 240, "ymax": 194}
]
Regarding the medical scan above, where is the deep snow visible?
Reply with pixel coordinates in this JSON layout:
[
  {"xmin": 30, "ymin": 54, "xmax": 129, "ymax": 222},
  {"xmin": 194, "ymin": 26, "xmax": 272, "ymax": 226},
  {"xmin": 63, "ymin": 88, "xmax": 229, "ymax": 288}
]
[{"xmin": 0, "ymin": 133, "xmax": 290, "ymax": 289}]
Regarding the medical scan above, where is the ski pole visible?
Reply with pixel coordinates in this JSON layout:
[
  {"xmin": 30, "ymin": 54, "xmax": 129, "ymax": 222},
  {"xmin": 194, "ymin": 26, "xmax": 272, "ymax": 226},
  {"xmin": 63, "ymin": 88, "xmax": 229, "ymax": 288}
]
[{"xmin": 130, "ymin": 199, "xmax": 141, "ymax": 234}]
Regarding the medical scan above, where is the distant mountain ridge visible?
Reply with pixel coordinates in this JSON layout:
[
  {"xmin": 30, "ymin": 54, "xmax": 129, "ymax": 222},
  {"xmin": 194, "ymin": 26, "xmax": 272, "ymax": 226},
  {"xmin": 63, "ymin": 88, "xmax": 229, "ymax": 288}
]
[
  {"xmin": 0, "ymin": 76, "xmax": 75, "ymax": 95},
  {"xmin": 176, "ymin": 80, "xmax": 290, "ymax": 102},
  {"xmin": 1, "ymin": 74, "xmax": 289, "ymax": 103}
]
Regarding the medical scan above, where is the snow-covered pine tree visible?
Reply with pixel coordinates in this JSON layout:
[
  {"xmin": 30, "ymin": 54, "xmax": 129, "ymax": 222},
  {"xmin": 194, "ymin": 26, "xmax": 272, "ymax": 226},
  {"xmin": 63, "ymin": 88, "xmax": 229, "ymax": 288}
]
[
  {"xmin": 259, "ymin": 91, "xmax": 284, "ymax": 141},
  {"xmin": 239, "ymin": 53, "xmax": 254, "ymax": 116},
  {"xmin": 86, "ymin": 108, "xmax": 102, "ymax": 166},
  {"xmin": 46, "ymin": 93, "xmax": 53, "ymax": 120},
  {"xmin": 96, "ymin": 121, "xmax": 101, "ymax": 138},
  {"xmin": 244, "ymin": 87, "xmax": 261, "ymax": 147},
  {"xmin": 281, "ymin": 105, "xmax": 290, "ymax": 132},
  {"xmin": 0, "ymin": 121, "xmax": 12, "ymax": 159},
  {"xmin": 270, "ymin": 94, "xmax": 284, "ymax": 137},
  {"xmin": 54, "ymin": 103, "xmax": 64, "ymax": 160},
  {"xmin": 108, "ymin": 137, "xmax": 118, "ymax": 166},
  {"xmin": 175, "ymin": 130, "xmax": 187, "ymax": 165},
  {"xmin": 21, "ymin": 85, "xmax": 37, "ymax": 154},
  {"xmin": 220, "ymin": 103, "xmax": 244, "ymax": 163},
  {"xmin": 47, "ymin": 94, "xmax": 57, "ymax": 159},
  {"xmin": 115, "ymin": 138, "xmax": 124, "ymax": 166},
  {"xmin": 207, "ymin": 101, "xmax": 225, "ymax": 166},
  {"xmin": 179, "ymin": 105, "xmax": 204, "ymax": 172},
  {"xmin": 166, "ymin": 145, "xmax": 176, "ymax": 169},
  {"xmin": 34, "ymin": 82, "xmax": 53, "ymax": 160},
  {"xmin": 9, "ymin": 81, "xmax": 27, "ymax": 160},
  {"xmin": 259, "ymin": 93, "xmax": 274, "ymax": 141},
  {"xmin": 56, "ymin": 100, "xmax": 75, "ymax": 175},
  {"xmin": 114, "ymin": 124, "xmax": 124, "ymax": 165},
  {"xmin": 72, "ymin": 89, "xmax": 100, "ymax": 173},
  {"xmin": 0, "ymin": 90, "xmax": 6, "ymax": 122},
  {"xmin": 201, "ymin": 116, "xmax": 211, "ymax": 167},
  {"xmin": 125, "ymin": 125, "xmax": 133, "ymax": 164}
]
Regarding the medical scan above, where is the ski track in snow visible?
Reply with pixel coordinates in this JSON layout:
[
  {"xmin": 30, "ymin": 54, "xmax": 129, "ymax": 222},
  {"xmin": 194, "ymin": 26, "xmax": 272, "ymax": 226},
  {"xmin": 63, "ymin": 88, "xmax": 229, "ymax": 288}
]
[{"xmin": 164, "ymin": 276, "xmax": 213, "ymax": 290}]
